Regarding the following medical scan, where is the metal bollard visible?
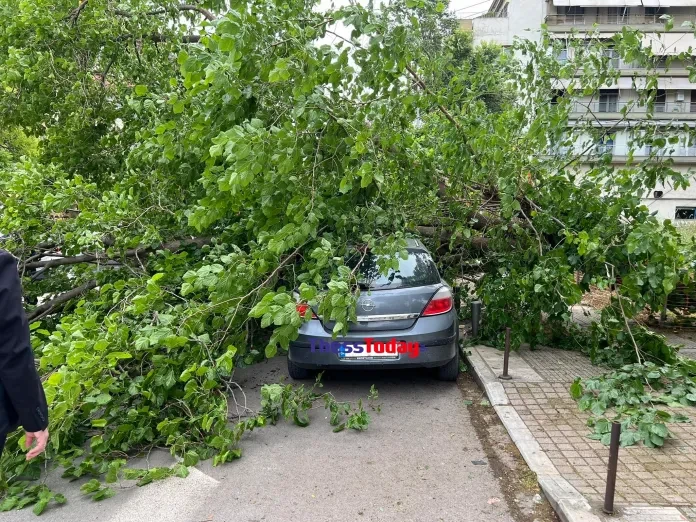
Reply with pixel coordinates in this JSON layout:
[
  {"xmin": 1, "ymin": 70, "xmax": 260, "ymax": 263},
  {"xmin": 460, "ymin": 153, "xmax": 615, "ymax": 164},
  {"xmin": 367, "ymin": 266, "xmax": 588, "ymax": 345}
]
[
  {"xmin": 499, "ymin": 327, "xmax": 512, "ymax": 380},
  {"xmin": 603, "ymin": 422, "xmax": 622, "ymax": 515},
  {"xmin": 471, "ymin": 301, "xmax": 482, "ymax": 337}
]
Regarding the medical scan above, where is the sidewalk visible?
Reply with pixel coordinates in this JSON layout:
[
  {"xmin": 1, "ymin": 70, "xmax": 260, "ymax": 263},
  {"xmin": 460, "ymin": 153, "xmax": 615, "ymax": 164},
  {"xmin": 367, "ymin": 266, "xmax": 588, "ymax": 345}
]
[{"xmin": 466, "ymin": 343, "xmax": 696, "ymax": 522}]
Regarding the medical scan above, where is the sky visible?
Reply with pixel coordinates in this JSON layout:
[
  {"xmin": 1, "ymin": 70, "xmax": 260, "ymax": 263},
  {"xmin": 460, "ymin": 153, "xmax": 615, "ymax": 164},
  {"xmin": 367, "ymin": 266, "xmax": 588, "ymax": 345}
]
[
  {"xmin": 317, "ymin": 0, "xmax": 493, "ymax": 19},
  {"xmin": 448, "ymin": 0, "xmax": 493, "ymax": 19}
]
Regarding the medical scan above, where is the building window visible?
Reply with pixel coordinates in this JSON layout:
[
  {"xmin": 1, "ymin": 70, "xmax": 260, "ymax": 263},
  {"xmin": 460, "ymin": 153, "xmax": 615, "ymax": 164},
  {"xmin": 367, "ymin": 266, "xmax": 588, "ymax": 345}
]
[
  {"xmin": 596, "ymin": 136, "xmax": 615, "ymax": 154},
  {"xmin": 556, "ymin": 48, "xmax": 568, "ymax": 64},
  {"xmin": 654, "ymin": 191, "xmax": 664, "ymax": 199},
  {"xmin": 676, "ymin": 207, "xmax": 696, "ymax": 220},
  {"xmin": 603, "ymin": 48, "xmax": 620, "ymax": 68},
  {"xmin": 655, "ymin": 89, "xmax": 666, "ymax": 112},
  {"xmin": 599, "ymin": 90, "xmax": 619, "ymax": 112},
  {"xmin": 645, "ymin": 6, "xmax": 666, "ymax": 21},
  {"xmin": 559, "ymin": 6, "xmax": 584, "ymax": 23},
  {"xmin": 550, "ymin": 89, "xmax": 565, "ymax": 105},
  {"xmin": 607, "ymin": 7, "xmax": 629, "ymax": 24}
]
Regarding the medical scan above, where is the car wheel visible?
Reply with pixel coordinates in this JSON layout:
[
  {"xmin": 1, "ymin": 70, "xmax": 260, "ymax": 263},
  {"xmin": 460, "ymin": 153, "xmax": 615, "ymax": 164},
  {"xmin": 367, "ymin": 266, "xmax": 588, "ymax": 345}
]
[
  {"xmin": 287, "ymin": 358, "xmax": 312, "ymax": 380},
  {"xmin": 436, "ymin": 350, "xmax": 459, "ymax": 381}
]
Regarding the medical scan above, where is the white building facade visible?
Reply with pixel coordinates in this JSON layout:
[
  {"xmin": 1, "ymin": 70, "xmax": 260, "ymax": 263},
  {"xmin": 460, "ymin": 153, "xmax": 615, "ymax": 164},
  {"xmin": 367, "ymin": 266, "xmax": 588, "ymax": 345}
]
[{"xmin": 467, "ymin": 0, "xmax": 696, "ymax": 221}]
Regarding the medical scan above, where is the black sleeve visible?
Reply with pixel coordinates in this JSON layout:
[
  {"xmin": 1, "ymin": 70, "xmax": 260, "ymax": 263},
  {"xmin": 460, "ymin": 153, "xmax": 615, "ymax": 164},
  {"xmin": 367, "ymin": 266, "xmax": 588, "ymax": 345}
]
[{"xmin": 0, "ymin": 251, "xmax": 48, "ymax": 432}]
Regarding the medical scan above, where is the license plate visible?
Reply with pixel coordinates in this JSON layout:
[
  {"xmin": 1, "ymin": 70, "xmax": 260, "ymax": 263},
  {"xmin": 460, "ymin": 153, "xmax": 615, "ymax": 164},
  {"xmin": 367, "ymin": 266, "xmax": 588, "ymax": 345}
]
[{"xmin": 338, "ymin": 344, "xmax": 399, "ymax": 360}]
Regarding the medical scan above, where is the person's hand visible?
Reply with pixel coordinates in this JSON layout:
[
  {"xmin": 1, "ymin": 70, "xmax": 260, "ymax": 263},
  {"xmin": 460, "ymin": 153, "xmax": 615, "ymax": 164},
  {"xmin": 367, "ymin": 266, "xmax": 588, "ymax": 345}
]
[{"xmin": 25, "ymin": 429, "xmax": 49, "ymax": 460}]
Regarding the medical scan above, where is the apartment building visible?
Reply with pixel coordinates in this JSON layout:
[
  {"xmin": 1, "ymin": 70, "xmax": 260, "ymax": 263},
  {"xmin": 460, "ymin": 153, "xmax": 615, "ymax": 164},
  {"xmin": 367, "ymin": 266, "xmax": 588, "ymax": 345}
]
[{"xmin": 465, "ymin": 0, "xmax": 696, "ymax": 221}]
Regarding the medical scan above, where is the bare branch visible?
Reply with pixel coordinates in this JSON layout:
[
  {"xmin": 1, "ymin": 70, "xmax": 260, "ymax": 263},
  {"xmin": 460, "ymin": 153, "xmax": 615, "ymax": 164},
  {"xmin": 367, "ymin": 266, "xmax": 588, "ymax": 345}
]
[
  {"xmin": 27, "ymin": 280, "xmax": 97, "ymax": 322},
  {"xmin": 405, "ymin": 65, "xmax": 461, "ymax": 130},
  {"xmin": 23, "ymin": 237, "xmax": 210, "ymax": 271},
  {"xmin": 68, "ymin": 0, "xmax": 89, "ymax": 26},
  {"xmin": 177, "ymin": 5, "xmax": 215, "ymax": 21}
]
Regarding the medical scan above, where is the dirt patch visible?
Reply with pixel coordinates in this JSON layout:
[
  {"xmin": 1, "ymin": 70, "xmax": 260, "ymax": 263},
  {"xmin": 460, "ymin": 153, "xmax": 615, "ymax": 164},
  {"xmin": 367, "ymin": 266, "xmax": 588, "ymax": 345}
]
[
  {"xmin": 581, "ymin": 286, "xmax": 612, "ymax": 310},
  {"xmin": 458, "ymin": 373, "xmax": 560, "ymax": 522}
]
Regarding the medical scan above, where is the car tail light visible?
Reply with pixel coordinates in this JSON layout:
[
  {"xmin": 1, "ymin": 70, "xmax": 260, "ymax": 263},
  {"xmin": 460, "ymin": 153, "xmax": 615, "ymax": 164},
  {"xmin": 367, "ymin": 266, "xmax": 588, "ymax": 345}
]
[
  {"xmin": 296, "ymin": 303, "xmax": 318, "ymax": 319},
  {"xmin": 422, "ymin": 287, "xmax": 453, "ymax": 316}
]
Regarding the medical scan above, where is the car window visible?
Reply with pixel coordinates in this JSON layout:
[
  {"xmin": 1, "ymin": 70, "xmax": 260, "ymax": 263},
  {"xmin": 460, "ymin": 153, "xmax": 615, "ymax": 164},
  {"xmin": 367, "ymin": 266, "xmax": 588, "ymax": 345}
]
[{"xmin": 346, "ymin": 249, "xmax": 441, "ymax": 290}]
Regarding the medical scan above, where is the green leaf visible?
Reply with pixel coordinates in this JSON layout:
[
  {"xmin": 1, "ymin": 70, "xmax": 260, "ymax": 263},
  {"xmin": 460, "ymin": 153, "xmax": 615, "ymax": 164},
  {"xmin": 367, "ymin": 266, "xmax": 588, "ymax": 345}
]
[
  {"xmin": 93, "ymin": 487, "xmax": 116, "ymax": 501},
  {"xmin": 108, "ymin": 352, "xmax": 132, "ymax": 361},
  {"xmin": 80, "ymin": 479, "xmax": 102, "ymax": 494},
  {"xmin": 293, "ymin": 411, "xmax": 310, "ymax": 427},
  {"xmin": 173, "ymin": 463, "xmax": 189, "ymax": 478},
  {"xmin": 134, "ymin": 85, "xmax": 148, "ymax": 96},
  {"xmin": 94, "ymin": 393, "xmax": 112, "ymax": 405},
  {"xmin": 33, "ymin": 499, "xmax": 49, "ymax": 516},
  {"xmin": 183, "ymin": 450, "xmax": 199, "ymax": 467}
]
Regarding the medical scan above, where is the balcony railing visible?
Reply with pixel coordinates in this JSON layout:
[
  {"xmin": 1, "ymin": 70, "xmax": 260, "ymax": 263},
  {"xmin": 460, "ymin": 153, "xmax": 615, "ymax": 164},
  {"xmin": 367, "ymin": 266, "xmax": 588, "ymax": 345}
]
[
  {"xmin": 591, "ymin": 145, "xmax": 696, "ymax": 157},
  {"xmin": 570, "ymin": 101, "xmax": 696, "ymax": 115},
  {"xmin": 546, "ymin": 14, "xmax": 696, "ymax": 26},
  {"xmin": 548, "ymin": 144, "xmax": 696, "ymax": 160},
  {"xmin": 557, "ymin": 56, "xmax": 689, "ymax": 71}
]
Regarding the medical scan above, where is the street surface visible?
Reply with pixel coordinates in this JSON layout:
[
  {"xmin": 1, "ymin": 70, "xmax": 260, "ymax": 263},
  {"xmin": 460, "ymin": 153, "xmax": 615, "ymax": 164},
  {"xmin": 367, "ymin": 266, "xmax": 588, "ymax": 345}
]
[{"xmin": 5, "ymin": 356, "xmax": 557, "ymax": 522}]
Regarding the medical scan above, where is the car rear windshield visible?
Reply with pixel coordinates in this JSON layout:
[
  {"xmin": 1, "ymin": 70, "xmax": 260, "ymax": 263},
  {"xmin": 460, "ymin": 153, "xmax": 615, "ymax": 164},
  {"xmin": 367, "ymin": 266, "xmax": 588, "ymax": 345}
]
[{"xmin": 346, "ymin": 249, "xmax": 441, "ymax": 290}]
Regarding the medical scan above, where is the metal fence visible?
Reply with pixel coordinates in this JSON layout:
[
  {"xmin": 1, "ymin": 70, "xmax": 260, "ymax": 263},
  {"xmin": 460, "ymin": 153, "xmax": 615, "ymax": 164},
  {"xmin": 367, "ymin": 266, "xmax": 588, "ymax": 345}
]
[
  {"xmin": 545, "ymin": 14, "xmax": 696, "ymax": 26},
  {"xmin": 571, "ymin": 101, "xmax": 696, "ymax": 115}
]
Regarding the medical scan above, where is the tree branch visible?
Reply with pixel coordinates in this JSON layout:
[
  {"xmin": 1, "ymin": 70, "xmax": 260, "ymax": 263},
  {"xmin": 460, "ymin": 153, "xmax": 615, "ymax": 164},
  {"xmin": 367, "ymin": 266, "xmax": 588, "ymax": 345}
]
[
  {"xmin": 177, "ymin": 5, "xmax": 215, "ymax": 21},
  {"xmin": 115, "ymin": 4, "xmax": 215, "ymax": 22},
  {"xmin": 27, "ymin": 280, "xmax": 97, "ymax": 322},
  {"xmin": 68, "ymin": 0, "xmax": 89, "ymax": 26},
  {"xmin": 416, "ymin": 226, "xmax": 489, "ymax": 249},
  {"xmin": 405, "ymin": 65, "xmax": 461, "ymax": 130},
  {"xmin": 23, "ymin": 237, "xmax": 210, "ymax": 271}
]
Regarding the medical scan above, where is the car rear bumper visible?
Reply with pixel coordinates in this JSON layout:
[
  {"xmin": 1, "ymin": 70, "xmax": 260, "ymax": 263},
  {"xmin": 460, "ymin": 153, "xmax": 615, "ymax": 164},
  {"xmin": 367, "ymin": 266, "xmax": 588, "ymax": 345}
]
[{"xmin": 288, "ymin": 312, "xmax": 458, "ymax": 369}]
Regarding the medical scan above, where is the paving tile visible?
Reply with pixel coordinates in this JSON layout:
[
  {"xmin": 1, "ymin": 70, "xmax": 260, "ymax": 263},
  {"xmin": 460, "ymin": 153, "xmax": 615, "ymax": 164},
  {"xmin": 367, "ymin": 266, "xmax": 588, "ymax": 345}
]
[{"xmin": 473, "ymin": 342, "xmax": 696, "ymax": 515}]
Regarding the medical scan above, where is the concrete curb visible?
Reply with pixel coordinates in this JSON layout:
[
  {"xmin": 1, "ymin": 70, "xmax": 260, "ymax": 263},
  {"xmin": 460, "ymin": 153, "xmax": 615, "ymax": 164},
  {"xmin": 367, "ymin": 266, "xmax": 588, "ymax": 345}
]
[{"xmin": 464, "ymin": 345, "xmax": 602, "ymax": 522}]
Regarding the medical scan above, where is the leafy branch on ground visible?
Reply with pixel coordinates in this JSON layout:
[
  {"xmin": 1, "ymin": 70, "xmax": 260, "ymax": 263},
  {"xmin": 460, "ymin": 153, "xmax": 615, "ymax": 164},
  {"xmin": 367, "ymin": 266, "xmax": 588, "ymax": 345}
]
[
  {"xmin": 0, "ymin": 374, "xmax": 378, "ymax": 512},
  {"xmin": 261, "ymin": 373, "xmax": 378, "ymax": 432},
  {"xmin": 571, "ymin": 358, "xmax": 696, "ymax": 447}
]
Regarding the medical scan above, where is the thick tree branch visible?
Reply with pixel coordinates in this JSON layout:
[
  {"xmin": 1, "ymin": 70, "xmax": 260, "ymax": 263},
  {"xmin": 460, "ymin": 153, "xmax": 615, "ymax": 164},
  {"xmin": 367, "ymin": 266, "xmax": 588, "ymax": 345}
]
[
  {"xmin": 68, "ymin": 0, "xmax": 89, "ymax": 26},
  {"xmin": 23, "ymin": 237, "xmax": 211, "ymax": 271},
  {"xmin": 27, "ymin": 280, "xmax": 98, "ymax": 322},
  {"xmin": 175, "ymin": 5, "xmax": 215, "ymax": 21},
  {"xmin": 115, "ymin": 5, "xmax": 215, "ymax": 22},
  {"xmin": 416, "ymin": 226, "xmax": 489, "ymax": 250},
  {"xmin": 146, "ymin": 33, "xmax": 202, "ymax": 43}
]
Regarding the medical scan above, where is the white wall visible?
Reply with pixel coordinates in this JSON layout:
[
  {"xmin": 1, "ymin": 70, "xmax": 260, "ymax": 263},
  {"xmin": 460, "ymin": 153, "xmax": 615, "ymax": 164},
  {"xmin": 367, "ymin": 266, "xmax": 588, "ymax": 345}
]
[{"xmin": 472, "ymin": 17, "xmax": 511, "ymax": 46}]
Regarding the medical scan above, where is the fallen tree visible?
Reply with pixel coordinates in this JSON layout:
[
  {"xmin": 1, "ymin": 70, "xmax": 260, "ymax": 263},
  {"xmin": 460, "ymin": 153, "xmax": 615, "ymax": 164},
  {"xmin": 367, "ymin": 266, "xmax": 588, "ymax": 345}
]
[{"xmin": 1, "ymin": 0, "xmax": 695, "ymax": 512}]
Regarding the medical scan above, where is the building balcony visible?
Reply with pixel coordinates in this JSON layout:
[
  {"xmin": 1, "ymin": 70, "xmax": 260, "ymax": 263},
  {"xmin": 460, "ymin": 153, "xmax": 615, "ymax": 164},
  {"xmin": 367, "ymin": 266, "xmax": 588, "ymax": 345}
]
[
  {"xmin": 569, "ymin": 101, "xmax": 696, "ymax": 120},
  {"xmin": 554, "ymin": 145, "xmax": 696, "ymax": 164},
  {"xmin": 545, "ymin": 13, "xmax": 696, "ymax": 32},
  {"xmin": 558, "ymin": 58, "xmax": 692, "ymax": 76}
]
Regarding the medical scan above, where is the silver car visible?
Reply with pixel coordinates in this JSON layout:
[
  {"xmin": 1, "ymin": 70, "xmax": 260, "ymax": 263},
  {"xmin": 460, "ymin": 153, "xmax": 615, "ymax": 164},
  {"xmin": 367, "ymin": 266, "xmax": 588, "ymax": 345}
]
[{"xmin": 288, "ymin": 239, "xmax": 459, "ymax": 381}]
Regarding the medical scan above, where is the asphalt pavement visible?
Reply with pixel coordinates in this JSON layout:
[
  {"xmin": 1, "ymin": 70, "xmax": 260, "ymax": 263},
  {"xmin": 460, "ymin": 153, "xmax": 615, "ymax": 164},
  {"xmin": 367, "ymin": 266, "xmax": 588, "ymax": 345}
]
[{"xmin": 4, "ymin": 356, "xmax": 525, "ymax": 522}]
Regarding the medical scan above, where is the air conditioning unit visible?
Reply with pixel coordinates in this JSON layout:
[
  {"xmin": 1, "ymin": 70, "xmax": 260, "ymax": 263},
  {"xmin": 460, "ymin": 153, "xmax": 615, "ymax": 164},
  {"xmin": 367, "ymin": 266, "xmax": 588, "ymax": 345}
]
[{"xmin": 676, "ymin": 90, "xmax": 685, "ymax": 102}]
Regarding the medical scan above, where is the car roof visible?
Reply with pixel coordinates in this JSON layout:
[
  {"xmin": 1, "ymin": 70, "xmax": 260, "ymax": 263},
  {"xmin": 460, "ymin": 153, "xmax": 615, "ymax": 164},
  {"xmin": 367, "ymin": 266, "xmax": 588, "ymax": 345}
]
[
  {"xmin": 346, "ymin": 238, "xmax": 430, "ymax": 254},
  {"xmin": 405, "ymin": 238, "xmax": 429, "ymax": 252}
]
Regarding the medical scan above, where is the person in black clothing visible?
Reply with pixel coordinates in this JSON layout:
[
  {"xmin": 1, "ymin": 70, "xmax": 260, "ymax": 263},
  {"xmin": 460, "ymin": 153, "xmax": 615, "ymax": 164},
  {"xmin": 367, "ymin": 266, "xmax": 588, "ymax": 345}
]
[{"xmin": 0, "ymin": 250, "xmax": 49, "ymax": 459}]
